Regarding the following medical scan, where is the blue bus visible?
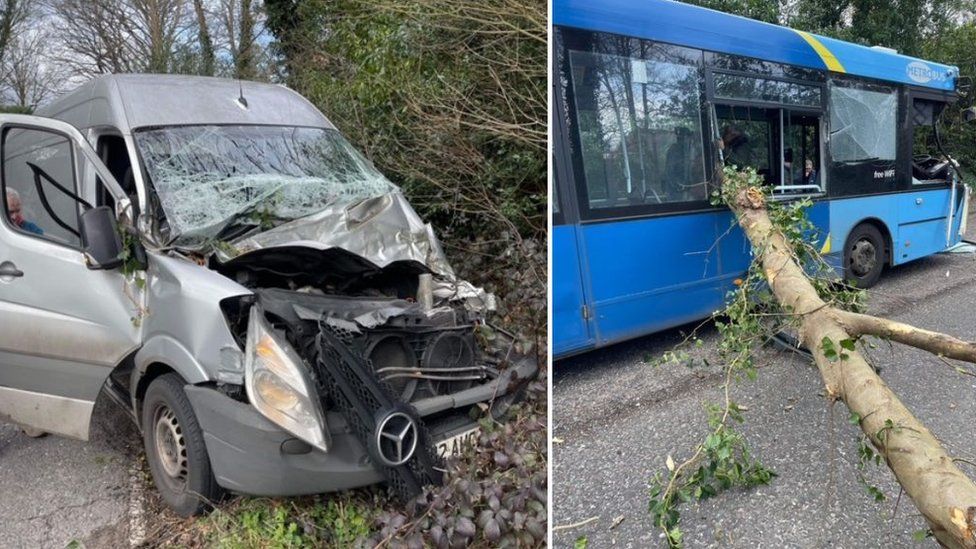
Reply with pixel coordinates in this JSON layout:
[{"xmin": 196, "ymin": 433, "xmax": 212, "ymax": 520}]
[{"xmin": 552, "ymin": 0, "xmax": 969, "ymax": 359}]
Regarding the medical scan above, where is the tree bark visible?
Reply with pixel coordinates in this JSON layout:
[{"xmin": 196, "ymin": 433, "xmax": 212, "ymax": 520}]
[
  {"xmin": 234, "ymin": 0, "xmax": 254, "ymax": 79},
  {"xmin": 725, "ymin": 172, "xmax": 976, "ymax": 548},
  {"xmin": 193, "ymin": 0, "xmax": 215, "ymax": 76}
]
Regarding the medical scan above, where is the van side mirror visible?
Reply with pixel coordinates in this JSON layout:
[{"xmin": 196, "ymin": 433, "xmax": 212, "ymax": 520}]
[
  {"xmin": 964, "ymin": 107, "xmax": 976, "ymax": 124},
  {"xmin": 79, "ymin": 206, "xmax": 123, "ymax": 270}
]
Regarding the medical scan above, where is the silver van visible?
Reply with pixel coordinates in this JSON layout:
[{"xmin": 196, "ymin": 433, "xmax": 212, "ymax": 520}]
[{"xmin": 0, "ymin": 74, "xmax": 536, "ymax": 516}]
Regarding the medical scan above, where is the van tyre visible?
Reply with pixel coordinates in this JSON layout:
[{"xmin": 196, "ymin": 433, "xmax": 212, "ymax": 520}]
[
  {"xmin": 844, "ymin": 223, "xmax": 885, "ymax": 289},
  {"xmin": 142, "ymin": 373, "xmax": 222, "ymax": 516}
]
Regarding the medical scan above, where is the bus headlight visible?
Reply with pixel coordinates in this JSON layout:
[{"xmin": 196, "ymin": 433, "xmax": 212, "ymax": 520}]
[{"xmin": 244, "ymin": 306, "xmax": 330, "ymax": 452}]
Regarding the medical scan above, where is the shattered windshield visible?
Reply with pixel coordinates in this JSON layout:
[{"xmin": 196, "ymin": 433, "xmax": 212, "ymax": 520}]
[
  {"xmin": 829, "ymin": 86, "xmax": 897, "ymax": 163},
  {"xmin": 134, "ymin": 125, "xmax": 396, "ymax": 247}
]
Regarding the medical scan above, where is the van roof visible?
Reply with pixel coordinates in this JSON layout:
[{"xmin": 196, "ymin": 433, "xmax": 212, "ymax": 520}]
[{"xmin": 36, "ymin": 74, "xmax": 335, "ymax": 133}]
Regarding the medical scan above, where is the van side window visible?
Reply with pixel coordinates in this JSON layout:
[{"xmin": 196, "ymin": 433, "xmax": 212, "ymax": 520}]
[
  {"xmin": 2, "ymin": 128, "xmax": 81, "ymax": 247},
  {"xmin": 96, "ymin": 135, "xmax": 136, "ymax": 212}
]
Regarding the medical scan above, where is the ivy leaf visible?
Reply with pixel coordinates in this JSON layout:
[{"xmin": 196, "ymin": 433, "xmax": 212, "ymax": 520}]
[
  {"xmin": 912, "ymin": 529, "xmax": 931, "ymax": 541},
  {"xmin": 821, "ymin": 337, "xmax": 838, "ymax": 362}
]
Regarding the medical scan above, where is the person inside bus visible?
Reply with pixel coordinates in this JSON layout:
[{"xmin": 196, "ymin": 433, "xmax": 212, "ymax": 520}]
[
  {"xmin": 795, "ymin": 158, "xmax": 817, "ymax": 186},
  {"xmin": 720, "ymin": 125, "xmax": 751, "ymax": 169},
  {"xmin": 664, "ymin": 127, "xmax": 706, "ymax": 201}
]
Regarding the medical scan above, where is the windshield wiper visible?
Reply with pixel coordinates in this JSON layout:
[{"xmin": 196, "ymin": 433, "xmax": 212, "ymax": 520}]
[
  {"xmin": 212, "ymin": 203, "xmax": 270, "ymax": 242},
  {"xmin": 214, "ymin": 218, "xmax": 259, "ymax": 242}
]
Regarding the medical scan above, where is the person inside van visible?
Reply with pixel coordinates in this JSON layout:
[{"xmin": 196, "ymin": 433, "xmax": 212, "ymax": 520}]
[{"xmin": 5, "ymin": 189, "xmax": 43, "ymax": 235}]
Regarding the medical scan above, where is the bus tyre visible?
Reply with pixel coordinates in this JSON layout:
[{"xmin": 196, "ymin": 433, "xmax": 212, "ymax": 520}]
[
  {"xmin": 844, "ymin": 224, "xmax": 884, "ymax": 289},
  {"xmin": 142, "ymin": 373, "xmax": 222, "ymax": 517}
]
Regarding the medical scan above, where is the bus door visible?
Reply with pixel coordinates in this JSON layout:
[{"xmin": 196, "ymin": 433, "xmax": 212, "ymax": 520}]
[
  {"xmin": 782, "ymin": 111, "xmax": 831, "ymax": 264},
  {"xmin": 552, "ymin": 152, "xmax": 596, "ymax": 356},
  {"xmin": 898, "ymin": 94, "xmax": 965, "ymax": 263},
  {"xmin": 712, "ymin": 103, "xmax": 830, "ymax": 278},
  {"xmin": 558, "ymin": 35, "xmax": 728, "ymax": 347}
]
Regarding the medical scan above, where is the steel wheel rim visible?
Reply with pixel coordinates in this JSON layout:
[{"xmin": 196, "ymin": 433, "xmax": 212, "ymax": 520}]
[
  {"xmin": 153, "ymin": 405, "xmax": 188, "ymax": 484},
  {"xmin": 850, "ymin": 239, "xmax": 877, "ymax": 277}
]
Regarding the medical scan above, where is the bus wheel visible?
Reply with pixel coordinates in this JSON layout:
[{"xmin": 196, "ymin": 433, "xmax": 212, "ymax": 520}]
[{"xmin": 844, "ymin": 224, "xmax": 884, "ymax": 288}]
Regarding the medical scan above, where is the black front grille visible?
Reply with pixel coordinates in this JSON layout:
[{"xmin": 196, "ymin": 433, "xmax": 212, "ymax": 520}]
[{"xmin": 313, "ymin": 321, "xmax": 444, "ymax": 501}]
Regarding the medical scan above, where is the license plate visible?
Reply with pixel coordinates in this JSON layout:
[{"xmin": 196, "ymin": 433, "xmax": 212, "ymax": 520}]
[{"xmin": 435, "ymin": 427, "xmax": 479, "ymax": 458}]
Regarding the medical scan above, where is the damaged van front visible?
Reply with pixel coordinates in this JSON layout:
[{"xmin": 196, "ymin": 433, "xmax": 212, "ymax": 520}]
[{"xmin": 0, "ymin": 75, "xmax": 536, "ymax": 517}]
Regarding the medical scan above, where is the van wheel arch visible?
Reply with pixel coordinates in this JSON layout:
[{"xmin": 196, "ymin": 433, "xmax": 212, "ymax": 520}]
[{"xmin": 133, "ymin": 362, "xmax": 179, "ymax": 430}]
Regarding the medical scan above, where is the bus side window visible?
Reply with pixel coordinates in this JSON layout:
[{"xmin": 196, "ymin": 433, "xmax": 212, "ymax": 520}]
[
  {"xmin": 716, "ymin": 105, "xmax": 777, "ymax": 185},
  {"xmin": 567, "ymin": 42, "xmax": 709, "ymax": 212},
  {"xmin": 783, "ymin": 113, "xmax": 822, "ymax": 192}
]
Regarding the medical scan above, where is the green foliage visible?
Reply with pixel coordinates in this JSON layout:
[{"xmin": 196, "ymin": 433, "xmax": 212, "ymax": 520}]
[
  {"xmin": 820, "ymin": 337, "xmax": 854, "ymax": 362},
  {"xmin": 648, "ymin": 402, "xmax": 776, "ymax": 548},
  {"xmin": 202, "ymin": 498, "xmax": 374, "ymax": 548},
  {"xmin": 0, "ymin": 104, "xmax": 32, "ymax": 114},
  {"xmin": 791, "ymin": 0, "xmax": 946, "ymax": 57},
  {"xmin": 207, "ymin": 500, "xmax": 309, "ymax": 548},
  {"xmin": 650, "ymin": 166, "xmax": 879, "ymax": 547},
  {"xmin": 854, "ymin": 435, "xmax": 887, "ymax": 502},
  {"xmin": 921, "ymin": 22, "xmax": 976, "ymax": 184},
  {"xmin": 308, "ymin": 500, "xmax": 372, "ymax": 547},
  {"xmin": 263, "ymin": 0, "xmax": 547, "ymax": 347},
  {"xmin": 263, "ymin": 0, "xmax": 545, "ymax": 241},
  {"xmin": 913, "ymin": 528, "xmax": 933, "ymax": 541},
  {"xmin": 117, "ymin": 228, "xmax": 146, "ymax": 288},
  {"xmin": 683, "ymin": 0, "xmax": 780, "ymax": 23}
]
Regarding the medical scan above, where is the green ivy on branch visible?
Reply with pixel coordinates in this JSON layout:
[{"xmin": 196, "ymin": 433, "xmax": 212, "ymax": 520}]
[{"xmin": 647, "ymin": 167, "xmax": 869, "ymax": 547}]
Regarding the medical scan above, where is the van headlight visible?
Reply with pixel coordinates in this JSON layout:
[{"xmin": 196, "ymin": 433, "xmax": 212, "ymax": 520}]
[{"xmin": 244, "ymin": 306, "xmax": 330, "ymax": 452}]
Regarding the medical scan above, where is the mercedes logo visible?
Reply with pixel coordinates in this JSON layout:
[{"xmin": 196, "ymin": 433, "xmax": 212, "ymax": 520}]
[{"xmin": 375, "ymin": 411, "xmax": 418, "ymax": 467}]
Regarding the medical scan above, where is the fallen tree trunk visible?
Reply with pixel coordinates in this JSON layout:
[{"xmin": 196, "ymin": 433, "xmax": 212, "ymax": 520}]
[{"xmin": 725, "ymin": 172, "xmax": 976, "ymax": 548}]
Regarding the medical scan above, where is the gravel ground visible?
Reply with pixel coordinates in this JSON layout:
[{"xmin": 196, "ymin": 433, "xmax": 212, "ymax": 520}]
[
  {"xmin": 553, "ymin": 218, "xmax": 976, "ymax": 548},
  {"xmin": 0, "ymin": 396, "xmax": 141, "ymax": 548}
]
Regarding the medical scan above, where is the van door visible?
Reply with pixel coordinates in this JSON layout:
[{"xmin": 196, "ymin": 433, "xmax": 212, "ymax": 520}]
[{"xmin": 0, "ymin": 115, "xmax": 138, "ymax": 440}]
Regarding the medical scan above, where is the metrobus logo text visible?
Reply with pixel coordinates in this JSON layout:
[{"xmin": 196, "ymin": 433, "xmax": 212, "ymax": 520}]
[{"xmin": 906, "ymin": 61, "xmax": 945, "ymax": 84}]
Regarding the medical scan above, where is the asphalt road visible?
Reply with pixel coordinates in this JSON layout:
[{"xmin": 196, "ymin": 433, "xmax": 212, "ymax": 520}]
[
  {"xmin": 553, "ymin": 224, "xmax": 976, "ymax": 548},
  {"xmin": 0, "ymin": 394, "xmax": 142, "ymax": 548}
]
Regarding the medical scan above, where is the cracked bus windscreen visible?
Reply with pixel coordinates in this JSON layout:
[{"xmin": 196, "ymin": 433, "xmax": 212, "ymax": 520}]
[
  {"xmin": 134, "ymin": 125, "xmax": 395, "ymax": 248},
  {"xmin": 827, "ymin": 82, "xmax": 898, "ymax": 195}
]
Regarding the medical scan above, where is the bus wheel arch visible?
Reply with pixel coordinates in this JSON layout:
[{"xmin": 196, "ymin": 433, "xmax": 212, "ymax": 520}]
[{"xmin": 843, "ymin": 220, "xmax": 891, "ymax": 288}]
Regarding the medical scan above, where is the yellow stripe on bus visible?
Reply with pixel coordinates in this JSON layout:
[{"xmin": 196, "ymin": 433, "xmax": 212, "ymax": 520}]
[
  {"xmin": 820, "ymin": 234, "xmax": 832, "ymax": 254},
  {"xmin": 795, "ymin": 30, "xmax": 846, "ymax": 73}
]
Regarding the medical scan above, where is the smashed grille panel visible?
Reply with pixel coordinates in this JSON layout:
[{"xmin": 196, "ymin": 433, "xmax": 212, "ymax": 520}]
[{"xmin": 313, "ymin": 322, "xmax": 443, "ymax": 501}]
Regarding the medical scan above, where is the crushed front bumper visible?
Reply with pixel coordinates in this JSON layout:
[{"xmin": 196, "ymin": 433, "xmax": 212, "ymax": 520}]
[{"xmin": 184, "ymin": 353, "xmax": 537, "ymax": 496}]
